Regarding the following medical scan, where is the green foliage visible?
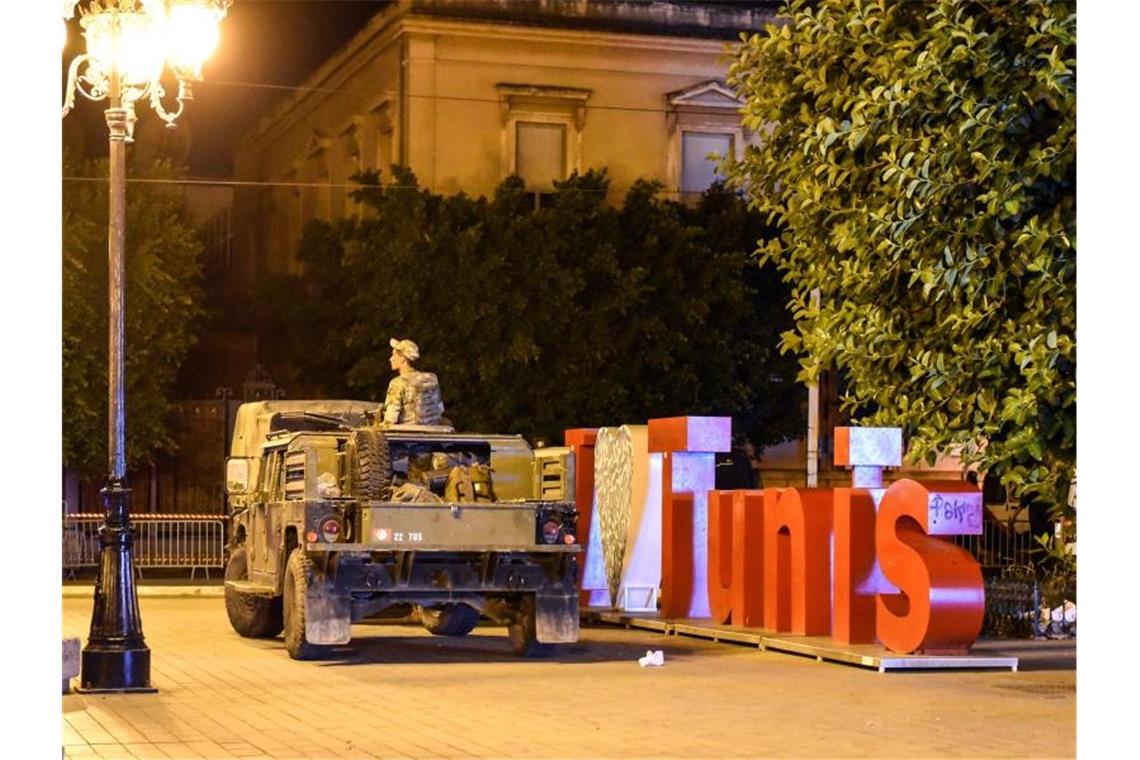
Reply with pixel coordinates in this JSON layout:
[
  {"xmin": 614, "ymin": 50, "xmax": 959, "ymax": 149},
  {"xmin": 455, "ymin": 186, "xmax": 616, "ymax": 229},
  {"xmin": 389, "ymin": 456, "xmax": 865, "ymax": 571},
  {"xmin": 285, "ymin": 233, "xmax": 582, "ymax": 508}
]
[
  {"xmin": 259, "ymin": 167, "xmax": 800, "ymax": 446},
  {"xmin": 62, "ymin": 155, "xmax": 205, "ymax": 478},
  {"xmin": 726, "ymin": 0, "xmax": 1075, "ymax": 512}
]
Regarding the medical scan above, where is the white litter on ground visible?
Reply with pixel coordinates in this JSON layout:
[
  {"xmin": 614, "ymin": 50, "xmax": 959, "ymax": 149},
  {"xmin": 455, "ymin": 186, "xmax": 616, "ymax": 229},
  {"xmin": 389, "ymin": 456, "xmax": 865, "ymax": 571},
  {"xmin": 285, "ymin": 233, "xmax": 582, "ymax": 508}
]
[{"xmin": 638, "ymin": 649, "xmax": 665, "ymax": 667}]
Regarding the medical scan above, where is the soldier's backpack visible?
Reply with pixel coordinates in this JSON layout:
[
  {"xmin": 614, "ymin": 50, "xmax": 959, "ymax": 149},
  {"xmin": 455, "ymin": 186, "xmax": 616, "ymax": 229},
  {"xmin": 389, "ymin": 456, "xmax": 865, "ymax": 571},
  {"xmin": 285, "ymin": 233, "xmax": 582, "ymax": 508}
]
[
  {"xmin": 404, "ymin": 371, "xmax": 445, "ymax": 425},
  {"xmin": 444, "ymin": 464, "xmax": 495, "ymax": 503}
]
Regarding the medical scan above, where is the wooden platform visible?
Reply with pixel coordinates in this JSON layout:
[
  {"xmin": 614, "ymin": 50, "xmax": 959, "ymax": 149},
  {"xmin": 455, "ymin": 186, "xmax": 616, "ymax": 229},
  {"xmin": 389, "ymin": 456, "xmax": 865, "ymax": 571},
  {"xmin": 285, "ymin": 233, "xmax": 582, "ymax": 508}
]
[{"xmin": 583, "ymin": 609, "xmax": 1019, "ymax": 673}]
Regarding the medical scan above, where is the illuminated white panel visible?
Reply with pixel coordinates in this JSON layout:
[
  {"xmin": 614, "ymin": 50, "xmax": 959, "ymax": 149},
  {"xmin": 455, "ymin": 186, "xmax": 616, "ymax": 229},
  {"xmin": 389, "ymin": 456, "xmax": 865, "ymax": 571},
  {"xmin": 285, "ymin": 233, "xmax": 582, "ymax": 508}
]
[
  {"xmin": 851, "ymin": 465, "xmax": 883, "ymax": 488},
  {"xmin": 853, "ymin": 488, "xmax": 898, "ymax": 595},
  {"xmin": 671, "ymin": 451, "xmax": 713, "ymax": 618},
  {"xmin": 927, "ymin": 490, "xmax": 983, "ymax": 536},
  {"xmin": 846, "ymin": 427, "xmax": 903, "ymax": 467},
  {"xmin": 687, "ymin": 416, "xmax": 732, "ymax": 453},
  {"xmin": 580, "ymin": 485, "xmax": 609, "ymax": 607},
  {"xmin": 930, "ymin": 586, "xmax": 987, "ymax": 606}
]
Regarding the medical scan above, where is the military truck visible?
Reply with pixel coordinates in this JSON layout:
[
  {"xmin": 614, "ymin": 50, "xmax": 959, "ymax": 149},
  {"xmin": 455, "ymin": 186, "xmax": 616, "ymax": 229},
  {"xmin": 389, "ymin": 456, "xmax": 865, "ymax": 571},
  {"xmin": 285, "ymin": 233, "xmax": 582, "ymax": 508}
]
[{"xmin": 222, "ymin": 400, "xmax": 580, "ymax": 660}]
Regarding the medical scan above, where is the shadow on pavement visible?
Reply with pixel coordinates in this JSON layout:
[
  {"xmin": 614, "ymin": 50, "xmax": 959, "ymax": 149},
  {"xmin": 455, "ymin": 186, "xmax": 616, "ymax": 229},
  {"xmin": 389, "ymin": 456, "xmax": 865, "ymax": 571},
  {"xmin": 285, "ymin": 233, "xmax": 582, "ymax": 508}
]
[
  {"xmin": 971, "ymin": 637, "xmax": 1076, "ymax": 672},
  {"xmin": 300, "ymin": 625, "xmax": 698, "ymax": 666}
]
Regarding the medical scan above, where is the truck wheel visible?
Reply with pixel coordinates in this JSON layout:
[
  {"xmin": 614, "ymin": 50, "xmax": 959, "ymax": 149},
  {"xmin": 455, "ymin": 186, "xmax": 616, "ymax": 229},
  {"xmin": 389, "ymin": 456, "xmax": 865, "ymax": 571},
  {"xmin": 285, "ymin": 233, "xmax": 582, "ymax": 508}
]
[
  {"xmin": 421, "ymin": 604, "xmax": 480, "ymax": 636},
  {"xmin": 508, "ymin": 595, "xmax": 551, "ymax": 657},
  {"xmin": 354, "ymin": 429, "xmax": 392, "ymax": 499},
  {"xmin": 224, "ymin": 547, "xmax": 283, "ymax": 638},
  {"xmin": 283, "ymin": 549, "xmax": 329, "ymax": 660}
]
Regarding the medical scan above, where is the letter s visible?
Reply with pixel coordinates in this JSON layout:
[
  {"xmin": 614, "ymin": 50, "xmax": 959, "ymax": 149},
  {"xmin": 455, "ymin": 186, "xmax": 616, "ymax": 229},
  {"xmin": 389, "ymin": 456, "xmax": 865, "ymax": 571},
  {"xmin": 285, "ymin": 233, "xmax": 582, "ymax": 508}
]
[{"xmin": 876, "ymin": 479, "xmax": 985, "ymax": 654}]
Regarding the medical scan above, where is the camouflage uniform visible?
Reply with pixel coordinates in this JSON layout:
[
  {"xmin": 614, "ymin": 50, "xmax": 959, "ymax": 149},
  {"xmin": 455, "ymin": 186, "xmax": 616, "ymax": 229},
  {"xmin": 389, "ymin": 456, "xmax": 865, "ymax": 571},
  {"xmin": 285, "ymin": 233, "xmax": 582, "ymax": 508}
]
[{"xmin": 383, "ymin": 370, "xmax": 445, "ymax": 425}]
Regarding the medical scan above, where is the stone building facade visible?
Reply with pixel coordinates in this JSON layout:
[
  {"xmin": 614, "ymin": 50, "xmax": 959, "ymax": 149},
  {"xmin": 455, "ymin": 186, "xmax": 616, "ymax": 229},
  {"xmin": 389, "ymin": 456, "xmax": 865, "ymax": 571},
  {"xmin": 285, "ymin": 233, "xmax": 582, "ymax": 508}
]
[{"xmin": 230, "ymin": 0, "xmax": 779, "ymax": 286}]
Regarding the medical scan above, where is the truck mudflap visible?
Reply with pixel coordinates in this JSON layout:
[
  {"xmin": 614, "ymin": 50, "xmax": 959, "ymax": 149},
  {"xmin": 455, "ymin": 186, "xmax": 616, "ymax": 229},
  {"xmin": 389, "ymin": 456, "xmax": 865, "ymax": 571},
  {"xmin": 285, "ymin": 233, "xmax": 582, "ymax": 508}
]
[
  {"xmin": 306, "ymin": 589, "xmax": 352, "ymax": 646},
  {"xmin": 535, "ymin": 592, "xmax": 579, "ymax": 644}
]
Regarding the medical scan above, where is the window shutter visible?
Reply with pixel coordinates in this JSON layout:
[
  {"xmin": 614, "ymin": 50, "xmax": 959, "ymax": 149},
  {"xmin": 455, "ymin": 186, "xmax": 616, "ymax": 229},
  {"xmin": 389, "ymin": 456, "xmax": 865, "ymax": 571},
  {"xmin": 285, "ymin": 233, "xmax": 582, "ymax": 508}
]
[
  {"xmin": 681, "ymin": 131, "xmax": 733, "ymax": 195},
  {"xmin": 516, "ymin": 122, "xmax": 567, "ymax": 190}
]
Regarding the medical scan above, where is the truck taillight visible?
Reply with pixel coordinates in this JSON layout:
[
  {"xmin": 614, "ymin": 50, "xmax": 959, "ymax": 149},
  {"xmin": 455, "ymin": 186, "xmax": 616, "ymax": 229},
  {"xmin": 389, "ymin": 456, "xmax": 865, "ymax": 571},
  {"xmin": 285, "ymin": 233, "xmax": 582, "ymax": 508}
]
[
  {"xmin": 537, "ymin": 506, "xmax": 577, "ymax": 545},
  {"xmin": 320, "ymin": 517, "xmax": 342, "ymax": 543},
  {"xmin": 562, "ymin": 514, "xmax": 577, "ymax": 545},
  {"xmin": 541, "ymin": 520, "xmax": 561, "ymax": 544}
]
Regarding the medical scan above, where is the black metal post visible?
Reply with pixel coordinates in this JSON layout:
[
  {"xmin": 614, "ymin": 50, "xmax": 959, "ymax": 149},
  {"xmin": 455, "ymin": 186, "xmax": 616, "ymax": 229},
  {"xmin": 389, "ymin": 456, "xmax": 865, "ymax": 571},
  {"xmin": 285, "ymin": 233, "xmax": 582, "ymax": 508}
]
[
  {"xmin": 77, "ymin": 79, "xmax": 155, "ymax": 694},
  {"xmin": 78, "ymin": 481, "xmax": 154, "ymax": 692}
]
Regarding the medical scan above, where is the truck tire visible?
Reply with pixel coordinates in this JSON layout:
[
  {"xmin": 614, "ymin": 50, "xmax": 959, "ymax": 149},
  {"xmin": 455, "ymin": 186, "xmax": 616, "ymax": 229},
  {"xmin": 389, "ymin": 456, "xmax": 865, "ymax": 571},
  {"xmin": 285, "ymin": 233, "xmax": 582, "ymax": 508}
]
[
  {"xmin": 421, "ymin": 604, "xmax": 480, "ymax": 637},
  {"xmin": 353, "ymin": 429, "xmax": 392, "ymax": 499},
  {"xmin": 224, "ymin": 547, "xmax": 283, "ymax": 638},
  {"xmin": 283, "ymin": 549, "xmax": 329, "ymax": 660},
  {"xmin": 508, "ymin": 595, "xmax": 551, "ymax": 657}
]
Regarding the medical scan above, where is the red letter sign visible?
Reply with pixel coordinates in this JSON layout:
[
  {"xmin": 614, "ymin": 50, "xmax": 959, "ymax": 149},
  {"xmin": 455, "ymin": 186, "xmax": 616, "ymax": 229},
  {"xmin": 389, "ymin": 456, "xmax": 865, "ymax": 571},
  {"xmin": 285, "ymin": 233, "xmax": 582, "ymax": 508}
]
[
  {"xmin": 832, "ymin": 487, "xmax": 879, "ymax": 644},
  {"xmin": 763, "ymin": 488, "xmax": 833, "ymax": 635},
  {"xmin": 564, "ymin": 428, "xmax": 598, "ymax": 608},
  {"xmin": 650, "ymin": 416, "xmax": 730, "ymax": 619},
  {"xmin": 707, "ymin": 490, "xmax": 765, "ymax": 627},
  {"xmin": 876, "ymin": 479, "xmax": 985, "ymax": 654}
]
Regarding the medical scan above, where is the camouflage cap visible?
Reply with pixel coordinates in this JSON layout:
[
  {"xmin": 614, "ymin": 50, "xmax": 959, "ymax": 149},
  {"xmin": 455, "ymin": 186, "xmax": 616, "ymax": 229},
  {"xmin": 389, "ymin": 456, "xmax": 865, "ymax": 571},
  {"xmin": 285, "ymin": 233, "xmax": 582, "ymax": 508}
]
[{"xmin": 389, "ymin": 338, "xmax": 420, "ymax": 362}]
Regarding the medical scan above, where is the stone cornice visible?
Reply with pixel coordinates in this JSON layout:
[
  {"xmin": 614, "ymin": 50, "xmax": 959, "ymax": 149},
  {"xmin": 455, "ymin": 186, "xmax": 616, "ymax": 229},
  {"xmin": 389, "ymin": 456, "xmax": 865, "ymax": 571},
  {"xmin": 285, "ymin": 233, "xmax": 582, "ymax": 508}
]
[{"xmin": 401, "ymin": 15, "xmax": 735, "ymax": 53}]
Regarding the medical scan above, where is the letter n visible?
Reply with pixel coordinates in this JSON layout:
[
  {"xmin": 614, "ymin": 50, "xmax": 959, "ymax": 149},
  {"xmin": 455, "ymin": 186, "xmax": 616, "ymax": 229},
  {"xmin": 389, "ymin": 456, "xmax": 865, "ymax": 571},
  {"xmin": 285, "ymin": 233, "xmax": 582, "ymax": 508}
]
[{"xmin": 762, "ymin": 488, "xmax": 832, "ymax": 635}]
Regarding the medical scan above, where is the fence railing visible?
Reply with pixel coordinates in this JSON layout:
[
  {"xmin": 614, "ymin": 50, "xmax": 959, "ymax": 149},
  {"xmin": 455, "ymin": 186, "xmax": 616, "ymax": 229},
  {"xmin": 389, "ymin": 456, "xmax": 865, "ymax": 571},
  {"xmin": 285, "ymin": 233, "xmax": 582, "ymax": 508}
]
[
  {"xmin": 60, "ymin": 505, "xmax": 1044, "ymax": 587},
  {"xmin": 952, "ymin": 506, "xmax": 1037, "ymax": 572},
  {"xmin": 63, "ymin": 513, "xmax": 225, "ymax": 580}
]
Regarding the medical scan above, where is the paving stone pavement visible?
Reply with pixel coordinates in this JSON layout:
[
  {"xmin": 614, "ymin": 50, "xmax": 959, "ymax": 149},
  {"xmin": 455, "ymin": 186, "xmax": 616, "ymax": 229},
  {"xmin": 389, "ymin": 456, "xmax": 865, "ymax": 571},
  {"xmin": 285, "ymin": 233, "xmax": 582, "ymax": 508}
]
[{"xmin": 61, "ymin": 596, "xmax": 1074, "ymax": 759}]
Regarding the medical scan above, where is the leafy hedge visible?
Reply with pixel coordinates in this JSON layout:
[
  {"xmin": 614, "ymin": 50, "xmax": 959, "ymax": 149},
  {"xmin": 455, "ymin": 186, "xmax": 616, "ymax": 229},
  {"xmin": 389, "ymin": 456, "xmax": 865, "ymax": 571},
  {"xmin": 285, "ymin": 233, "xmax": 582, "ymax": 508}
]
[{"xmin": 257, "ymin": 168, "xmax": 801, "ymax": 447}]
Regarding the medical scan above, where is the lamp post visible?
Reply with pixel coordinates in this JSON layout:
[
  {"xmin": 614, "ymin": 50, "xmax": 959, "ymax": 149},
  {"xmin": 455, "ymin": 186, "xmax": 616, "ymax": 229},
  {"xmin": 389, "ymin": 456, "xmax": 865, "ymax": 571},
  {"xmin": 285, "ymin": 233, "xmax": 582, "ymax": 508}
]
[{"xmin": 62, "ymin": 0, "xmax": 230, "ymax": 693}]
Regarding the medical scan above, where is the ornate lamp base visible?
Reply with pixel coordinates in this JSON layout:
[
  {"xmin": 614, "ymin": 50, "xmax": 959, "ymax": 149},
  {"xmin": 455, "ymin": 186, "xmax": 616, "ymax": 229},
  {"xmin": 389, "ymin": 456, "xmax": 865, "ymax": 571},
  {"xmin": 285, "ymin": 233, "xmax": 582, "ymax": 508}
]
[
  {"xmin": 77, "ymin": 481, "xmax": 156, "ymax": 694},
  {"xmin": 77, "ymin": 646, "xmax": 156, "ymax": 693}
]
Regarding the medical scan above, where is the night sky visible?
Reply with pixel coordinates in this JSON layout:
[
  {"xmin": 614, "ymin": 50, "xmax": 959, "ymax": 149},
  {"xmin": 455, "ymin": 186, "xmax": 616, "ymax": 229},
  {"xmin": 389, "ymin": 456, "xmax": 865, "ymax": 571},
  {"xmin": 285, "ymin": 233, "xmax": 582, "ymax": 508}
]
[{"xmin": 64, "ymin": 1, "xmax": 391, "ymax": 177}]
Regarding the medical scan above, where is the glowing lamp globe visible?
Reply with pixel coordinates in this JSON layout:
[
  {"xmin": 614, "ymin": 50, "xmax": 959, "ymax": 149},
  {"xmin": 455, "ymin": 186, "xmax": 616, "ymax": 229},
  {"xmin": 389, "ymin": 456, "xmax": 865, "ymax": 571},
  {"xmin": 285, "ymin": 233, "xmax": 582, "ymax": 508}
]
[
  {"xmin": 154, "ymin": 0, "xmax": 228, "ymax": 80},
  {"xmin": 81, "ymin": 8, "xmax": 164, "ymax": 88}
]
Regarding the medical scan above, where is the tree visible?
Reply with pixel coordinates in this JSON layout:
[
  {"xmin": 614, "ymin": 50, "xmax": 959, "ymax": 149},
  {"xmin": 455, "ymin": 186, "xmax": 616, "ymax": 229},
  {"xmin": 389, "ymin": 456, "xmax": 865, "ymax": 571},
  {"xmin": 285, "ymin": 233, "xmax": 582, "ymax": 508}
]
[
  {"xmin": 259, "ymin": 167, "xmax": 801, "ymax": 448},
  {"xmin": 725, "ymin": 0, "xmax": 1075, "ymax": 514},
  {"xmin": 63, "ymin": 156, "xmax": 205, "ymax": 478}
]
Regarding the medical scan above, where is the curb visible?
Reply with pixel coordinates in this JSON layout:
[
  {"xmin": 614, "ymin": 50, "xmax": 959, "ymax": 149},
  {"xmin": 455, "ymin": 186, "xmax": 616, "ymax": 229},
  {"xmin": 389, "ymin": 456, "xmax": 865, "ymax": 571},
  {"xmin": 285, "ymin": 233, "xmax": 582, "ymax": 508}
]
[{"xmin": 62, "ymin": 585, "xmax": 225, "ymax": 599}]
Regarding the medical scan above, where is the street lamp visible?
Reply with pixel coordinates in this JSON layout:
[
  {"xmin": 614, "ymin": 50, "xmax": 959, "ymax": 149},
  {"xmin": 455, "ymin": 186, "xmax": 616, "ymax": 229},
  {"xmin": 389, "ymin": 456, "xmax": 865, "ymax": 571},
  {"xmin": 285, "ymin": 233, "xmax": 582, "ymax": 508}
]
[{"xmin": 62, "ymin": 0, "xmax": 230, "ymax": 693}]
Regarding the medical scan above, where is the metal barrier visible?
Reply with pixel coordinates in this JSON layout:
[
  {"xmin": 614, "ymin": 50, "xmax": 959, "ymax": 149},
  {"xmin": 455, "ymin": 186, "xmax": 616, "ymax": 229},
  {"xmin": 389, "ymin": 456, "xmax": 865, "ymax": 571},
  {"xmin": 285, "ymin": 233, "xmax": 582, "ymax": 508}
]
[
  {"xmin": 63, "ymin": 513, "xmax": 225, "ymax": 580},
  {"xmin": 951, "ymin": 506, "xmax": 1072, "ymax": 638},
  {"xmin": 952, "ymin": 507, "xmax": 1037, "ymax": 572}
]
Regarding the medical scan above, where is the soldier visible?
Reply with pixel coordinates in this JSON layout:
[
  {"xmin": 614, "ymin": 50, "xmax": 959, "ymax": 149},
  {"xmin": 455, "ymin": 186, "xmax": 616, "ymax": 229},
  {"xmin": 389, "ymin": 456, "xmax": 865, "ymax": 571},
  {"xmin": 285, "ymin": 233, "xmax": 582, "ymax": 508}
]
[{"xmin": 383, "ymin": 338, "xmax": 445, "ymax": 425}]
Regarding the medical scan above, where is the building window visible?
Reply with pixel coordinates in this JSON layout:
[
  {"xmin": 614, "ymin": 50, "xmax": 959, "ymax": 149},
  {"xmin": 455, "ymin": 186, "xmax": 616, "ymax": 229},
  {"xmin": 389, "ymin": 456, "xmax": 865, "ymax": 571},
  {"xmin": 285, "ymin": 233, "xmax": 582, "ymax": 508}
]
[
  {"xmin": 336, "ymin": 120, "xmax": 363, "ymax": 219},
  {"xmin": 301, "ymin": 131, "xmax": 331, "ymax": 223},
  {"xmin": 666, "ymin": 80, "xmax": 748, "ymax": 204},
  {"xmin": 681, "ymin": 131, "xmax": 733, "ymax": 195},
  {"xmin": 275, "ymin": 168, "xmax": 301, "ymax": 275},
  {"xmin": 496, "ymin": 83, "xmax": 590, "ymax": 196},
  {"xmin": 516, "ymin": 121, "xmax": 566, "ymax": 191},
  {"xmin": 258, "ymin": 188, "xmax": 277, "ymax": 275},
  {"xmin": 368, "ymin": 99, "xmax": 394, "ymax": 178}
]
